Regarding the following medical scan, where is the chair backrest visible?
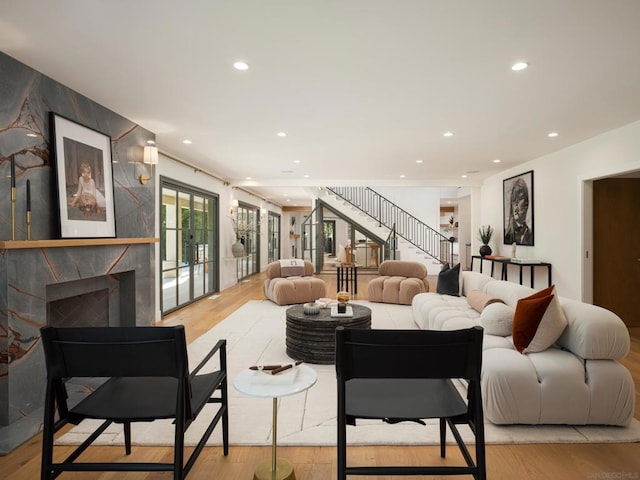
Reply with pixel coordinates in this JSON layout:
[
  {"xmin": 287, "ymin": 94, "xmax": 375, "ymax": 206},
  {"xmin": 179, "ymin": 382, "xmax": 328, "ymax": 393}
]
[
  {"xmin": 40, "ymin": 326, "xmax": 189, "ymax": 381},
  {"xmin": 335, "ymin": 326, "xmax": 483, "ymax": 382},
  {"xmin": 378, "ymin": 260, "xmax": 427, "ymax": 279}
]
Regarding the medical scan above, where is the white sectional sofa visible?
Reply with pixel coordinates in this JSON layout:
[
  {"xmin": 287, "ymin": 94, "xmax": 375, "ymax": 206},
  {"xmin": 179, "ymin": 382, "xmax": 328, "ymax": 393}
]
[{"xmin": 411, "ymin": 270, "xmax": 635, "ymax": 426}]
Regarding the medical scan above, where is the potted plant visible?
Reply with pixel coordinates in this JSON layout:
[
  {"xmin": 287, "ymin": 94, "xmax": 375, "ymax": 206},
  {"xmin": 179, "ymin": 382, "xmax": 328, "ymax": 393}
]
[
  {"xmin": 231, "ymin": 216, "xmax": 254, "ymax": 257},
  {"xmin": 478, "ymin": 225, "xmax": 494, "ymax": 257}
]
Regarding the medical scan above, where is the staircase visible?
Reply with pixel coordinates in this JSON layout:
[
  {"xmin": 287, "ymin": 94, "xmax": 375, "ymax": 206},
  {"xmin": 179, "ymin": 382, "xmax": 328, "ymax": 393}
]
[{"xmin": 324, "ymin": 187, "xmax": 454, "ymax": 267}]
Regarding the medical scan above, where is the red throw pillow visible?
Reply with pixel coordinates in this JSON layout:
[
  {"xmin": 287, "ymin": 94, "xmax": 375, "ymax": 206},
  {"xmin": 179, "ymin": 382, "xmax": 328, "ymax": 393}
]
[
  {"xmin": 512, "ymin": 294, "xmax": 554, "ymax": 353},
  {"xmin": 512, "ymin": 285, "xmax": 568, "ymax": 354}
]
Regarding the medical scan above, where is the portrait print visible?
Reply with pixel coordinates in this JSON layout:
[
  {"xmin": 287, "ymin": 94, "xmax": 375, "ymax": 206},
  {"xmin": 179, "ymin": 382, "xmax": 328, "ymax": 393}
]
[
  {"xmin": 51, "ymin": 113, "xmax": 116, "ymax": 238},
  {"xmin": 503, "ymin": 170, "xmax": 534, "ymax": 246}
]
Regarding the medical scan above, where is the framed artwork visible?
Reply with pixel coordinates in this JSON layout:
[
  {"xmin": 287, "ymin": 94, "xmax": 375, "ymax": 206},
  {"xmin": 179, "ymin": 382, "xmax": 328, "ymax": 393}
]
[
  {"xmin": 503, "ymin": 170, "xmax": 534, "ymax": 246},
  {"xmin": 50, "ymin": 113, "xmax": 116, "ymax": 238}
]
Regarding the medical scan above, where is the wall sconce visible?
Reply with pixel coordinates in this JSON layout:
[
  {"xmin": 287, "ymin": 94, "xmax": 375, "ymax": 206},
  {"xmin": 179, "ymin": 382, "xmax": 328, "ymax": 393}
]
[
  {"xmin": 261, "ymin": 208, "xmax": 267, "ymax": 219},
  {"xmin": 139, "ymin": 145, "xmax": 159, "ymax": 185},
  {"xmin": 230, "ymin": 199, "xmax": 239, "ymax": 215}
]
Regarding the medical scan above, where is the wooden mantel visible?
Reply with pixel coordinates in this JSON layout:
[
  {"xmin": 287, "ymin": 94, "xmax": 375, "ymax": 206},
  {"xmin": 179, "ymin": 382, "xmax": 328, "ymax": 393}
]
[{"xmin": 0, "ymin": 237, "xmax": 159, "ymax": 250}]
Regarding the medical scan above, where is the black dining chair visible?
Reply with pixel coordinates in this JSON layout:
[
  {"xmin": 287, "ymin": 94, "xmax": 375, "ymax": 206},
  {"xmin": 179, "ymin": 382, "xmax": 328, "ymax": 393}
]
[
  {"xmin": 335, "ymin": 325, "xmax": 485, "ymax": 480},
  {"xmin": 40, "ymin": 325, "xmax": 228, "ymax": 480}
]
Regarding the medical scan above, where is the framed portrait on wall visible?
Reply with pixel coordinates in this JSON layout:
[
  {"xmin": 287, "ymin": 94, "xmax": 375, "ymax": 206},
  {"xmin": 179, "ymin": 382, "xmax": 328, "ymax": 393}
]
[
  {"xmin": 50, "ymin": 113, "xmax": 116, "ymax": 238},
  {"xmin": 503, "ymin": 170, "xmax": 534, "ymax": 246}
]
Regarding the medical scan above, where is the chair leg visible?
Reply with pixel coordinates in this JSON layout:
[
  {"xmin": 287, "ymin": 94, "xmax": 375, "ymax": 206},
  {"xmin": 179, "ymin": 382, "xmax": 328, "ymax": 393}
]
[
  {"xmin": 222, "ymin": 380, "xmax": 229, "ymax": 456},
  {"xmin": 41, "ymin": 387, "xmax": 56, "ymax": 480},
  {"xmin": 337, "ymin": 416, "xmax": 347, "ymax": 479},
  {"xmin": 174, "ymin": 417, "xmax": 185, "ymax": 480},
  {"xmin": 439, "ymin": 417, "xmax": 446, "ymax": 458},
  {"xmin": 124, "ymin": 421, "xmax": 132, "ymax": 455}
]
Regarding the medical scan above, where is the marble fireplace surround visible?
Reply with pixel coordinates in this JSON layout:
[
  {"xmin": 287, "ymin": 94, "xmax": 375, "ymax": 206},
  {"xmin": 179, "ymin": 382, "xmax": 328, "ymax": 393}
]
[{"xmin": 0, "ymin": 238, "xmax": 156, "ymax": 453}]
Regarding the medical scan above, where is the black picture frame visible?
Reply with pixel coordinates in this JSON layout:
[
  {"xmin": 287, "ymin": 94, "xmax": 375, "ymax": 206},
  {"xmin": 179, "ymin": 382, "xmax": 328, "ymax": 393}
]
[
  {"xmin": 503, "ymin": 170, "xmax": 534, "ymax": 246},
  {"xmin": 50, "ymin": 113, "xmax": 116, "ymax": 238}
]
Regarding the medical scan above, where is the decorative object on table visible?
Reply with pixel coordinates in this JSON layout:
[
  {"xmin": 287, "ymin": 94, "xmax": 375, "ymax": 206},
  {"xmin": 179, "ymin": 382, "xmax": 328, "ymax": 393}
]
[
  {"xmin": 315, "ymin": 297, "xmax": 336, "ymax": 309},
  {"xmin": 503, "ymin": 170, "xmax": 534, "ymax": 246},
  {"xmin": 512, "ymin": 242, "xmax": 517, "ymax": 258},
  {"xmin": 330, "ymin": 304, "xmax": 354, "ymax": 317},
  {"xmin": 289, "ymin": 215, "xmax": 296, "ymax": 234},
  {"xmin": 26, "ymin": 179, "xmax": 31, "ymax": 240},
  {"xmin": 336, "ymin": 290, "xmax": 350, "ymax": 313},
  {"xmin": 303, "ymin": 302, "xmax": 321, "ymax": 315},
  {"xmin": 50, "ymin": 113, "xmax": 116, "ymax": 238},
  {"xmin": 249, "ymin": 360, "xmax": 303, "ymax": 374},
  {"xmin": 478, "ymin": 224, "xmax": 494, "ymax": 256},
  {"xmin": 230, "ymin": 214, "xmax": 254, "ymax": 257}
]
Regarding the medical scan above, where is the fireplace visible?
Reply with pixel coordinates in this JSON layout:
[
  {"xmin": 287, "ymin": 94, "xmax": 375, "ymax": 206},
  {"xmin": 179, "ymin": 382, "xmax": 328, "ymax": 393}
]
[
  {"xmin": 46, "ymin": 272, "xmax": 136, "ymax": 328},
  {"xmin": 0, "ymin": 240, "xmax": 155, "ymax": 453}
]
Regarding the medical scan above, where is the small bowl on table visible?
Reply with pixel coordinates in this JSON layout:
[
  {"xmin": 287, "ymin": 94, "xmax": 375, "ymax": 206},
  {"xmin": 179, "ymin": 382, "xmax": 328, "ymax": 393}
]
[{"xmin": 303, "ymin": 302, "xmax": 321, "ymax": 315}]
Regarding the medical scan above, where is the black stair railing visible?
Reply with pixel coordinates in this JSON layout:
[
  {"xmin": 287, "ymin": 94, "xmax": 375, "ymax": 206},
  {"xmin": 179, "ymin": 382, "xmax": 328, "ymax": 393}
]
[{"xmin": 327, "ymin": 186, "xmax": 452, "ymax": 264}]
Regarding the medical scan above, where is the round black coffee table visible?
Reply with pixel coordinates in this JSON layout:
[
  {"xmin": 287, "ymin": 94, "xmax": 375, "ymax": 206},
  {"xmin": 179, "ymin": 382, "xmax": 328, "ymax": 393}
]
[{"xmin": 285, "ymin": 304, "xmax": 371, "ymax": 364}]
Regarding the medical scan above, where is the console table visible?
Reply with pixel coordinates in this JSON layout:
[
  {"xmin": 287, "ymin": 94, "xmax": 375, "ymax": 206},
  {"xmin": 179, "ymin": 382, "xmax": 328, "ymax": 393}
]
[
  {"xmin": 471, "ymin": 256, "xmax": 552, "ymax": 287},
  {"xmin": 336, "ymin": 264, "xmax": 358, "ymax": 294}
]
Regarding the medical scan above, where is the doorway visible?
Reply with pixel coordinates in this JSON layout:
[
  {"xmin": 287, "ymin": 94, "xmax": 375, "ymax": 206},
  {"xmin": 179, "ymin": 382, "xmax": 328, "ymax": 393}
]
[
  {"xmin": 323, "ymin": 220, "xmax": 336, "ymax": 256},
  {"xmin": 160, "ymin": 179, "xmax": 219, "ymax": 315},
  {"xmin": 593, "ymin": 176, "xmax": 640, "ymax": 327}
]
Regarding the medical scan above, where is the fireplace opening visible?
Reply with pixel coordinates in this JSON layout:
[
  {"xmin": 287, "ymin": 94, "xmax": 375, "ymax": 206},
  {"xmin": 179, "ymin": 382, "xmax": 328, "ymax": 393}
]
[{"xmin": 46, "ymin": 271, "xmax": 136, "ymax": 328}]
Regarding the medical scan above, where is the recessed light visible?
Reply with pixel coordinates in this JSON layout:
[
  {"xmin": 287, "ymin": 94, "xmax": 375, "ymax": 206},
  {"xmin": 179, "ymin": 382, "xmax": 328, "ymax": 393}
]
[
  {"xmin": 233, "ymin": 61, "xmax": 249, "ymax": 71},
  {"xmin": 303, "ymin": 174, "xmax": 310, "ymax": 178},
  {"xmin": 286, "ymin": 199, "xmax": 291, "ymax": 202},
  {"xmin": 146, "ymin": 140, "xmax": 156, "ymax": 145},
  {"xmin": 399, "ymin": 174, "xmax": 406, "ymax": 178},
  {"xmin": 183, "ymin": 139, "xmax": 192, "ymax": 144},
  {"xmin": 416, "ymin": 159, "xmax": 423, "ymax": 164},
  {"xmin": 461, "ymin": 174, "xmax": 468, "ymax": 178},
  {"xmin": 26, "ymin": 133, "xmax": 38, "ymax": 138},
  {"xmin": 277, "ymin": 132, "xmax": 287, "ymax": 137},
  {"xmin": 443, "ymin": 131, "xmax": 454, "ymax": 137},
  {"xmin": 493, "ymin": 159, "xmax": 501, "ymax": 163},
  {"xmin": 245, "ymin": 176, "xmax": 252, "ymax": 180},
  {"xmin": 548, "ymin": 132, "xmax": 559, "ymax": 137},
  {"xmin": 512, "ymin": 62, "xmax": 529, "ymax": 71},
  {"xmin": 293, "ymin": 159, "xmax": 301, "ymax": 164}
]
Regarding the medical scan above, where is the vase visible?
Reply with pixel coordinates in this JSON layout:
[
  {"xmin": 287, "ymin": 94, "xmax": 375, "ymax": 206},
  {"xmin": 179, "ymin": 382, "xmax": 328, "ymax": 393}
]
[
  {"xmin": 232, "ymin": 241, "xmax": 245, "ymax": 258},
  {"xmin": 479, "ymin": 244, "xmax": 492, "ymax": 257}
]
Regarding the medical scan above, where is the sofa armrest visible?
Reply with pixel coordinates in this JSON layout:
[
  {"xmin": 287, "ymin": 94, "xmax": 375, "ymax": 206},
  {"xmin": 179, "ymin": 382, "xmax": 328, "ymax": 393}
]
[{"xmin": 557, "ymin": 299, "xmax": 630, "ymax": 360}]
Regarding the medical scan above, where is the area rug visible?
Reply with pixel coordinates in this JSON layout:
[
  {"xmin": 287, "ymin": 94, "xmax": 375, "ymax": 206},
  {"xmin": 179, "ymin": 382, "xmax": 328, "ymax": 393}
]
[{"xmin": 57, "ymin": 300, "xmax": 640, "ymax": 447}]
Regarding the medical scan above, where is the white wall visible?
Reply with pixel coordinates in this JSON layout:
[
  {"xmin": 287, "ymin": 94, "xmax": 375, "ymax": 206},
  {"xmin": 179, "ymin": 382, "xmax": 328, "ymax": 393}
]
[{"xmin": 480, "ymin": 120, "xmax": 640, "ymax": 300}]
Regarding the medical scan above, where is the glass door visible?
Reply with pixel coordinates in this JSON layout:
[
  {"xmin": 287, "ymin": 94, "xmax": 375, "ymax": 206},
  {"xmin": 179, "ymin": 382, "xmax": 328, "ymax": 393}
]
[
  {"xmin": 236, "ymin": 204, "xmax": 259, "ymax": 280},
  {"xmin": 268, "ymin": 212, "xmax": 281, "ymax": 263},
  {"xmin": 161, "ymin": 180, "xmax": 218, "ymax": 314}
]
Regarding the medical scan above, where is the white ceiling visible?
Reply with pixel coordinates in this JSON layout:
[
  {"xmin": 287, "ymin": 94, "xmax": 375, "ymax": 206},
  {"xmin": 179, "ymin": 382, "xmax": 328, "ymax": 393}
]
[{"xmin": 2, "ymin": 0, "xmax": 640, "ymax": 206}]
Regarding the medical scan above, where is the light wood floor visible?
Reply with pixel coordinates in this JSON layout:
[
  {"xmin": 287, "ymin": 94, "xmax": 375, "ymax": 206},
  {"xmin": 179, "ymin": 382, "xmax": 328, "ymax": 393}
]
[{"xmin": 3, "ymin": 272, "xmax": 639, "ymax": 479}]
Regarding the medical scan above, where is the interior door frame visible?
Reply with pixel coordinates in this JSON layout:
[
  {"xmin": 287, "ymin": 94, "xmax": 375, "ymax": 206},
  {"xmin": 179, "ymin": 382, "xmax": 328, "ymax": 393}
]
[{"xmin": 580, "ymin": 165, "xmax": 640, "ymax": 304}]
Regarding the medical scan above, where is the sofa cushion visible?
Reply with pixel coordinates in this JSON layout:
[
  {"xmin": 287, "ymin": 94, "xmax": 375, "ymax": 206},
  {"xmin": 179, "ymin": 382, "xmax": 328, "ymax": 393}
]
[
  {"xmin": 557, "ymin": 299, "xmax": 630, "ymax": 360},
  {"xmin": 467, "ymin": 290, "xmax": 504, "ymax": 312},
  {"xmin": 378, "ymin": 260, "xmax": 427, "ymax": 278},
  {"xmin": 436, "ymin": 263, "xmax": 460, "ymax": 296},
  {"xmin": 512, "ymin": 286, "xmax": 568, "ymax": 354},
  {"xmin": 480, "ymin": 303, "xmax": 514, "ymax": 336}
]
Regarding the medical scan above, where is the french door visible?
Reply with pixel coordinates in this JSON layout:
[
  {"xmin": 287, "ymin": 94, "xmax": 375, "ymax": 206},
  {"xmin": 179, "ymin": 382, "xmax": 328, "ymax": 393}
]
[
  {"xmin": 161, "ymin": 179, "xmax": 219, "ymax": 314},
  {"xmin": 268, "ymin": 212, "xmax": 281, "ymax": 263},
  {"xmin": 236, "ymin": 203, "xmax": 259, "ymax": 280}
]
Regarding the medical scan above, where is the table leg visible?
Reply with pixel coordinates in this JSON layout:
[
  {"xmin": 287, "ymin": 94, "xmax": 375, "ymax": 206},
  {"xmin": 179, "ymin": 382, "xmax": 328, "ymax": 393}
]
[{"xmin": 253, "ymin": 398, "xmax": 295, "ymax": 480}]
